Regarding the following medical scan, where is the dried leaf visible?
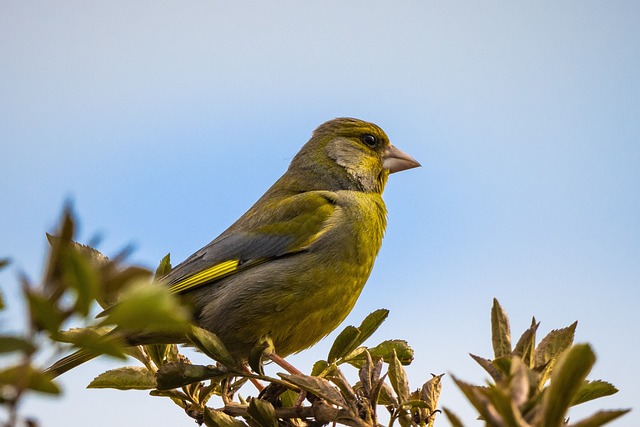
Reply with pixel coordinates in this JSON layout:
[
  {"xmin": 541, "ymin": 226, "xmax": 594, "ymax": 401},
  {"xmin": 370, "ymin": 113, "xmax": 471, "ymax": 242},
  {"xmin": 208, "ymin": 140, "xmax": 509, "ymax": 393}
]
[
  {"xmin": 513, "ymin": 319, "xmax": 539, "ymax": 368},
  {"xmin": 470, "ymin": 353, "xmax": 504, "ymax": 383},
  {"xmin": 491, "ymin": 298, "xmax": 511, "ymax": 358},
  {"xmin": 279, "ymin": 373, "xmax": 345, "ymax": 406},
  {"xmin": 534, "ymin": 321, "xmax": 577, "ymax": 368},
  {"xmin": 388, "ymin": 349, "xmax": 410, "ymax": 403}
]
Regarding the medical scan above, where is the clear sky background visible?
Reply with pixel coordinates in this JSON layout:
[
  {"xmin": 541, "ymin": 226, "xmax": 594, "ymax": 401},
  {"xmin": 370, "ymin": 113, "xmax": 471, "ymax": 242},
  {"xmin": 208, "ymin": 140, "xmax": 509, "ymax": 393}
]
[{"xmin": 1, "ymin": 1, "xmax": 639, "ymax": 426}]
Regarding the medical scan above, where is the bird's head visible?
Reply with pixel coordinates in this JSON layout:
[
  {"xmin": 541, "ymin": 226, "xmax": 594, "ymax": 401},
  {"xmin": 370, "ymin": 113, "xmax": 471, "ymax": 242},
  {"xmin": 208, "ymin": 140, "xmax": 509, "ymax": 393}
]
[{"xmin": 288, "ymin": 118, "xmax": 420, "ymax": 194}]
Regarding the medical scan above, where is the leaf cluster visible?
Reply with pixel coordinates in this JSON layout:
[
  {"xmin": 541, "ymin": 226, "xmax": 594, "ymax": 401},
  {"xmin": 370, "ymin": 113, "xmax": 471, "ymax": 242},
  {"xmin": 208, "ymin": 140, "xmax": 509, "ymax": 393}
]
[{"xmin": 443, "ymin": 299, "xmax": 630, "ymax": 427}]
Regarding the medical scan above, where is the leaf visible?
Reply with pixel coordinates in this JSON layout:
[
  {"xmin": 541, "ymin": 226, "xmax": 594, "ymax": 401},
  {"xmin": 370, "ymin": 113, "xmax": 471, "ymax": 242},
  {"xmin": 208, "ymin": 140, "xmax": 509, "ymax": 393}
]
[
  {"xmin": 327, "ymin": 309, "xmax": 389, "ymax": 363},
  {"xmin": 388, "ymin": 349, "xmax": 410, "ymax": 403},
  {"xmin": 62, "ymin": 247, "xmax": 99, "ymax": 316},
  {"xmin": 470, "ymin": 353, "xmax": 504, "ymax": 383},
  {"xmin": 328, "ymin": 325, "xmax": 360, "ymax": 363},
  {"xmin": 344, "ymin": 340, "xmax": 414, "ymax": 368},
  {"xmin": 187, "ymin": 325, "xmax": 241, "ymax": 371},
  {"xmin": 311, "ymin": 359, "xmax": 330, "ymax": 377},
  {"xmin": 0, "ymin": 258, "xmax": 10, "ymax": 270},
  {"xmin": 451, "ymin": 376, "xmax": 501, "ymax": 425},
  {"xmin": 540, "ymin": 344, "xmax": 595, "ymax": 427},
  {"xmin": 25, "ymin": 289, "xmax": 65, "ymax": 334},
  {"xmin": 512, "ymin": 318, "xmax": 539, "ymax": 368},
  {"xmin": 534, "ymin": 321, "xmax": 577, "ymax": 368},
  {"xmin": 88, "ymin": 366, "xmax": 157, "ymax": 390},
  {"xmin": 247, "ymin": 398, "xmax": 278, "ymax": 427},
  {"xmin": 0, "ymin": 365, "xmax": 60, "ymax": 395},
  {"xmin": 509, "ymin": 357, "xmax": 529, "ymax": 407},
  {"xmin": 204, "ymin": 408, "xmax": 249, "ymax": 427},
  {"xmin": 155, "ymin": 254, "xmax": 172, "ymax": 278},
  {"xmin": 491, "ymin": 298, "xmax": 511, "ymax": 358},
  {"xmin": 570, "ymin": 380, "xmax": 619, "ymax": 406},
  {"xmin": 55, "ymin": 328, "xmax": 126, "ymax": 359},
  {"xmin": 99, "ymin": 281, "xmax": 190, "ymax": 334},
  {"xmin": 279, "ymin": 373, "xmax": 345, "ymax": 406},
  {"xmin": 442, "ymin": 407, "xmax": 465, "ymax": 427},
  {"xmin": 156, "ymin": 362, "xmax": 228, "ymax": 390},
  {"xmin": 356, "ymin": 309, "xmax": 389, "ymax": 345},
  {"xmin": 0, "ymin": 336, "xmax": 36, "ymax": 355},
  {"xmin": 568, "ymin": 409, "xmax": 631, "ymax": 427},
  {"xmin": 421, "ymin": 373, "xmax": 444, "ymax": 413}
]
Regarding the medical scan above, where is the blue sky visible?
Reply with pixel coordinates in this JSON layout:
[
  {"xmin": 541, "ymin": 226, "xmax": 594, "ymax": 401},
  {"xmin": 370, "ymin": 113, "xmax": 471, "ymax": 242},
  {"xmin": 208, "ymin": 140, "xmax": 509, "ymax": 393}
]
[{"xmin": 1, "ymin": 1, "xmax": 639, "ymax": 426}]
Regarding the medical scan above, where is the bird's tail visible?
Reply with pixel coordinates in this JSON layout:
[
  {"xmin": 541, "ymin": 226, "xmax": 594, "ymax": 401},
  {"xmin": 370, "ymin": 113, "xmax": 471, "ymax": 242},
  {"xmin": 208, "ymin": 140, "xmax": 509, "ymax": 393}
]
[{"xmin": 46, "ymin": 349, "xmax": 99, "ymax": 378}]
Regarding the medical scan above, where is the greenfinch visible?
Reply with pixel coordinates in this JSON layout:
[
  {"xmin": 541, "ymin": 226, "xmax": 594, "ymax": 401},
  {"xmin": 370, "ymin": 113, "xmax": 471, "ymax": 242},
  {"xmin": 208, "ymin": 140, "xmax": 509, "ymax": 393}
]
[{"xmin": 49, "ymin": 117, "xmax": 419, "ymax": 375}]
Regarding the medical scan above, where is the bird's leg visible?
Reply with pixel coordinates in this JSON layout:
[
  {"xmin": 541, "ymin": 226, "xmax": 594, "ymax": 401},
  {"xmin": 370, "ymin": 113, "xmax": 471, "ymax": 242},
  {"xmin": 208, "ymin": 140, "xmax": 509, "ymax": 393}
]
[
  {"xmin": 266, "ymin": 352, "xmax": 304, "ymax": 375},
  {"xmin": 242, "ymin": 365, "xmax": 265, "ymax": 391},
  {"xmin": 266, "ymin": 353, "xmax": 308, "ymax": 405}
]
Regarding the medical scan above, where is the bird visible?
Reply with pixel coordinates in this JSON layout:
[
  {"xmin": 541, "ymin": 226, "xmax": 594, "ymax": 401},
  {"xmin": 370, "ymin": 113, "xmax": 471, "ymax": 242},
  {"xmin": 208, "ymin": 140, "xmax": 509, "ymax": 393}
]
[{"xmin": 47, "ymin": 117, "xmax": 420, "ymax": 377}]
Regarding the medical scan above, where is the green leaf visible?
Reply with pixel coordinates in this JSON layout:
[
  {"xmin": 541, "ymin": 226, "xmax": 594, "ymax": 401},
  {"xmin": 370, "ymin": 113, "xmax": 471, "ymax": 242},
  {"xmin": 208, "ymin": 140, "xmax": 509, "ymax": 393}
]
[
  {"xmin": 55, "ymin": 328, "xmax": 126, "ymax": 359},
  {"xmin": 155, "ymin": 253, "xmax": 172, "ymax": 278},
  {"xmin": 204, "ymin": 408, "xmax": 249, "ymax": 427},
  {"xmin": 25, "ymin": 289, "xmax": 65, "ymax": 334},
  {"xmin": 344, "ymin": 340, "xmax": 413, "ymax": 368},
  {"xmin": 388, "ymin": 349, "xmax": 410, "ymax": 403},
  {"xmin": 570, "ymin": 380, "xmax": 619, "ymax": 406},
  {"xmin": 311, "ymin": 359, "xmax": 330, "ymax": 377},
  {"xmin": 99, "ymin": 281, "xmax": 190, "ymax": 334},
  {"xmin": 540, "ymin": 344, "xmax": 595, "ymax": 427},
  {"xmin": 491, "ymin": 298, "xmax": 511, "ymax": 358},
  {"xmin": 247, "ymin": 398, "xmax": 278, "ymax": 427},
  {"xmin": 279, "ymin": 373, "xmax": 345, "ymax": 406},
  {"xmin": 187, "ymin": 325, "xmax": 241, "ymax": 371},
  {"xmin": 0, "ymin": 336, "xmax": 36, "ymax": 355},
  {"xmin": 155, "ymin": 362, "xmax": 228, "ymax": 390},
  {"xmin": 0, "ymin": 365, "xmax": 60, "ymax": 395},
  {"xmin": 356, "ymin": 309, "xmax": 389, "ymax": 345},
  {"xmin": 535, "ymin": 321, "xmax": 577, "ymax": 368},
  {"xmin": 88, "ymin": 366, "xmax": 157, "ymax": 390},
  {"xmin": 328, "ymin": 325, "xmax": 360, "ymax": 363},
  {"xmin": 327, "ymin": 309, "xmax": 389, "ymax": 363},
  {"xmin": 568, "ymin": 409, "xmax": 631, "ymax": 427},
  {"xmin": 62, "ymin": 247, "xmax": 99, "ymax": 316}
]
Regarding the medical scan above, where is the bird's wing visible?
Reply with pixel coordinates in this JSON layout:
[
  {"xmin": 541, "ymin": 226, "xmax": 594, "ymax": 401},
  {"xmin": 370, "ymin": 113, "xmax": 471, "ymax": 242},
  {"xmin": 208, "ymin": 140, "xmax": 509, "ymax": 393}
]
[{"xmin": 164, "ymin": 191, "xmax": 337, "ymax": 295}]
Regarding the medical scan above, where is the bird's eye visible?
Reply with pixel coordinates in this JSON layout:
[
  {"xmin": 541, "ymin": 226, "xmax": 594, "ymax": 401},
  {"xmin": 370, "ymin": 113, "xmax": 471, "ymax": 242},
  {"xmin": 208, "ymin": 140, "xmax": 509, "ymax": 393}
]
[{"xmin": 362, "ymin": 134, "xmax": 378, "ymax": 148}]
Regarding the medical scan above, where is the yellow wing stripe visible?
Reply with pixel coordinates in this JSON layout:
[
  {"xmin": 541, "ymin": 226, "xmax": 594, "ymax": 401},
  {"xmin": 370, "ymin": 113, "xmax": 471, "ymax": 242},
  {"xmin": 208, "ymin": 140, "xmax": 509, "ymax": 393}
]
[{"xmin": 168, "ymin": 259, "xmax": 240, "ymax": 294}]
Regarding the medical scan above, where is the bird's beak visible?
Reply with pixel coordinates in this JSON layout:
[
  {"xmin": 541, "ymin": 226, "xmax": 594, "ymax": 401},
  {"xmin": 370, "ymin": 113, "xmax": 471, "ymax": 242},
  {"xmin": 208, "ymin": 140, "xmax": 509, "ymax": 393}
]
[{"xmin": 383, "ymin": 144, "xmax": 421, "ymax": 173}]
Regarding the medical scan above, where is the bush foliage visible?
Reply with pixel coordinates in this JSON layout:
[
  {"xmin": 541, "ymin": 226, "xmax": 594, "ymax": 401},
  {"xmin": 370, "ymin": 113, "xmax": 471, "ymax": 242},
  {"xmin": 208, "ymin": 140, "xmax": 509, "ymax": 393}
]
[{"xmin": 0, "ymin": 209, "xmax": 630, "ymax": 426}]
